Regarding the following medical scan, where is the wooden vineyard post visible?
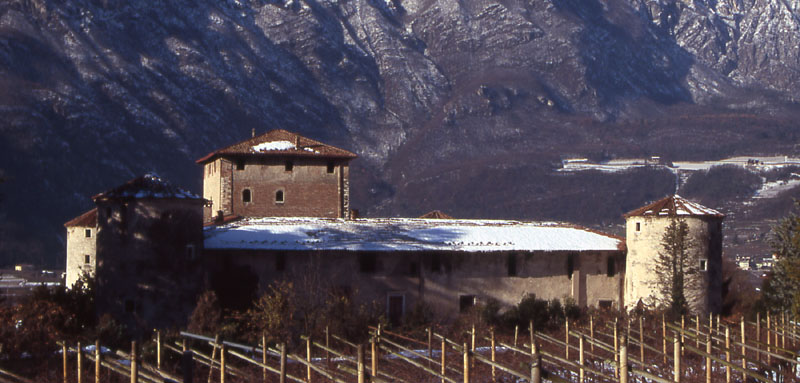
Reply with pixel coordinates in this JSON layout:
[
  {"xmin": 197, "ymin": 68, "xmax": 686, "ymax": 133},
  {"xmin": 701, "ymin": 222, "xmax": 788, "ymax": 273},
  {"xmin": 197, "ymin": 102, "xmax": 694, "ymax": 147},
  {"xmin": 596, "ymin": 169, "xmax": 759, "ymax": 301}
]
[
  {"xmin": 326, "ymin": 326, "xmax": 330, "ymax": 366},
  {"xmin": 156, "ymin": 331, "xmax": 162, "ymax": 371},
  {"xmin": 306, "ymin": 337, "xmax": 312, "ymax": 383},
  {"xmin": 208, "ymin": 335, "xmax": 219, "ymax": 383},
  {"xmin": 262, "ymin": 332, "xmax": 268, "ymax": 383},
  {"xmin": 428, "ymin": 327, "xmax": 433, "ymax": 360},
  {"xmin": 462, "ymin": 343, "xmax": 470, "ymax": 383},
  {"xmin": 490, "ymin": 330, "xmax": 496, "ymax": 382},
  {"xmin": 614, "ymin": 319, "xmax": 619, "ymax": 379},
  {"xmin": 371, "ymin": 337, "xmax": 378, "ymax": 378},
  {"xmin": 471, "ymin": 325, "xmax": 476, "ymax": 353},
  {"xmin": 717, "ymin": 314, "xmax": 721, "ymax": 334},
  {"xmin": 579, "ymin": 334, "xmax": 585, "ymax": 383},
  {"xmin": 696, "ymin": 314, "xmax": 700, "ymax": 349},
  {"xmin": 662, "ymin": 313, "xmax": 667, "ymax": 364},
  {"xmin": 441, "ymin": 338, "xmax": 446, "ymax": 383},
  {"xmin": 280, "ymin": 343, "xmax": 287, "ymax": 383},
  {"xmin": 709, "ymin": 313, "xmax": 713, "ymax": 346},
  {"xmin": 565, "ymin": 318, "xmax": 570, "ymax": 359},
  {"xmin": 77, "ymin": 342, "xmax": 82, "ymax": 383},
  {"xmin": 674, "ymin": 333, "xmax": 681, "ymax": 383},
  {"xmin": 220, "ymin": 344, "xmax": 226, "ymax": 383},
  {"xmin": 740, "ymin": 316, "xmax": 746, "ymax": 380},
  {"xmin": 182, "ymin": 339, "xmax": 187, "ymax": 352},
  {"xmin": 782, "ymin": 312, "xmax": 786, "ymax": 349},
  {"xmin": 590, "ymin": 315, "xmax": 595, "ymax": 353},
  {"xmin": 357, "ymin": 344, "xmax": 365, "ymax": 383},
  {"xmin": 62, "ymin": 342, "xmax": 68, "ymax": 383},
  {"xmin": 530, "ymin": 339, "xmax": 541, "ymax": 383},
  {"xmin": 639, "ymin": 315, "xmax": 644, "ymax": 362},
  {"xmin": 705, "ymin": 334, "xmax": 711, "ymax": 383},
  {"xmin": 681, "ymin": 315, "xmax": 686, "ymax": 356},
  {"xmin": 131, "ymin": 341, "xmax": 138, "ymax": 383},
  {"xmin": 95, "ymin": 340, "xmax": 100, "ymax": 383},
  {"xmin": 619, "ymin": 334, "xmax": 628, "ymax": 383},
  {"xmin": 725, "ymin": 325, "xmax": 731, "ymax": 383},
  {"xmin": 767, "ymin": 312, "xmax": 771, "ymax": 365},
  {"xmin": 514, "ymin": 325, "xmax": 519, "ymax": 347},
  {"xmin": 756, "ymin": 312, "xmax": 761, "ymax": 364}
]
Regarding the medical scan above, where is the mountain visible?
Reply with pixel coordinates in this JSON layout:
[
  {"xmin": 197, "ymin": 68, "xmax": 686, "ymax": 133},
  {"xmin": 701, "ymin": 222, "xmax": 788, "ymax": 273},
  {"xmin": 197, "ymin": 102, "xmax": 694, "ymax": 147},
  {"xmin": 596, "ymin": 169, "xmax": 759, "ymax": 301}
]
[{"xmin": 2, "ymin": 0, "xmax": 800, "ymax": 267}]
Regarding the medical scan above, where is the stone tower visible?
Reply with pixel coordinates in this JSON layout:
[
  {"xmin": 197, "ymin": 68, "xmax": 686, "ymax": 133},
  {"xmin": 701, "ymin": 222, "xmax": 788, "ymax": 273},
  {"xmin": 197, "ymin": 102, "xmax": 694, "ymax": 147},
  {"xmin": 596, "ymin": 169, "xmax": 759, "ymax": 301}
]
[
  {"xmin": 196, "ymin": 129, "xmax": 357, "ymax": 222},
  {"xmin": 623, "ymin": 195, "xmax": 724, "ymax": 314}
]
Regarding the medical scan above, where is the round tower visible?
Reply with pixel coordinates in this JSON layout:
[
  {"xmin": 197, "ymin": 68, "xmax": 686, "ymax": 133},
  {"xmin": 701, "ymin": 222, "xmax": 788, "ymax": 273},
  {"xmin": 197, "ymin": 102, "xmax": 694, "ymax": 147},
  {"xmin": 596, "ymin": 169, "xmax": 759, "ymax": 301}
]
[{"xmin": 623, "ymin": 195, "xmax": 724, "ymax": 314}]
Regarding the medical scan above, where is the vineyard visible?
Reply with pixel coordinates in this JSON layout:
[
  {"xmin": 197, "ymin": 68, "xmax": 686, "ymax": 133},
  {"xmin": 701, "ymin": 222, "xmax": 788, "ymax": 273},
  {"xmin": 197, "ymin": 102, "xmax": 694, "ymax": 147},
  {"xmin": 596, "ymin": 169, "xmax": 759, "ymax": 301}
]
[{"xmin": 2, "ymin": 311, "xmax": 800, "ymax": 383}]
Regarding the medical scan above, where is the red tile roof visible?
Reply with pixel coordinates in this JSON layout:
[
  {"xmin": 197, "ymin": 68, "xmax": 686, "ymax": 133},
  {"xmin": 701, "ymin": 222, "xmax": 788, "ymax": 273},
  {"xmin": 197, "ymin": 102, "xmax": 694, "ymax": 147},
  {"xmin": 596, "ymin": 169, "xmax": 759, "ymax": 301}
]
[
  {"xmin": 64, "ymin": 208, "xmax": 97, "ymax": 227},
  {"xmin": 92, "ymin": 174, "xmax": 202, "ymax": 201},
  {"xmin": 419, "ymin": 210, "xmax": 454, "ymax": 219},
  {"xmin": 196, "ymin": 129, "xmax": 357, "ymax": 164},
  {"xmin": 624, "ymin": 195, "xmax": 724, "ymax": 218}
]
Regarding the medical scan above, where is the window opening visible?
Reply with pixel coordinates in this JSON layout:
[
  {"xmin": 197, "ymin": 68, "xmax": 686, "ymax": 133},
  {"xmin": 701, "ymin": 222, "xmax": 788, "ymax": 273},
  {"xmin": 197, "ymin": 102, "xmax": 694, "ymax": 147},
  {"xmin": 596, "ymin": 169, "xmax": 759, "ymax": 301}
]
[
  {"xmin": 598, "ymin": 300, "xmax": 613, "ymax": 309},
  {"xmin": 84, "ymin": 255, "xmax": 91, "ymax": 264},
  {"xmin": 285, "ymin": 161, "xmax": 293, "ymax": 172},
  {"xmin": 607, "ymin": 256, "xmax": 616, "ymax": 277},
  {"xmin": 507, "ymin": 254, "xmax": 517, "ymax": 276},
  {"xmin": 236, "ymin": 160, "xmax": 245, "ymax": 170},
  {"xmin": 242, "ymin": 189, "xmax": 252, "ymax": 203},
  {"xmin": 699, "ymin": 259, "xmax": 708, "ymax": 271},
  {"xmin": 567, "ymin": 253, "xmax": 576, "ymax": 279},
  {"xmin": 327, "ymin": 162, "xmax": 335, "ymax": 174},
  {"xmin": 359, "ymin": 254, "xmax": 378, "ymax": 273},
  {"xmin": 459, "ymin": 295, "xmax": 476, "ymax": 313},
  {"xmin": 85, "ymin": 229, "xmax": 92, "ymax": 238},
  {"xmin": 635, "ymin": 222, "xmax": 641, "ymax": 231},
  {"xmin": 275, "ymin": 190, "xmax": 284, "ymax": 203}
]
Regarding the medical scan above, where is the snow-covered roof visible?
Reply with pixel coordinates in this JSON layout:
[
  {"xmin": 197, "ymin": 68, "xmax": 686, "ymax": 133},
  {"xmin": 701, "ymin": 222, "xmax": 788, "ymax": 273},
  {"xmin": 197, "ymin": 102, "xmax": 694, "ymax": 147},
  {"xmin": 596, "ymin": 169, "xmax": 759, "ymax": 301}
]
[
  {"xmin": 204, "ymin": 217, "xmax": 623, "ymax": 253},
  {"xmin": 624, "ymin": 195, "xmax": 724, "ymax": 218},
  {"xmin": 93, "ymin": 174, "xmax": 202, "ymax": 201},
  {"xmin": 196, "ymin": 129, "xmax": 357, "ymax": 164}
]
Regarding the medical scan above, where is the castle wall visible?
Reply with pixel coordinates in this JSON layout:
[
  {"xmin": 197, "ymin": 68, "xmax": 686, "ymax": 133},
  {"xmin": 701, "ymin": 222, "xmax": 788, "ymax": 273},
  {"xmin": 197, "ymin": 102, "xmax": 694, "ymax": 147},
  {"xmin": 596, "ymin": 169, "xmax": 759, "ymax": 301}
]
[
  {"xmin": 204, "ymin": 248, "xmax": 624, "ymax": 322},
  {"xmin": 624, "ymin": 215, "xmax": 723, "ymax": 313},
  {"xmin": 65, "ymin": 225, "xmax": 96, "ymax": 289},
  {"xmin": 94, "ymin": 199, "xmax": 204, "ymax": 334},
  {"xmin": 227, "ymin": 157, "xmax": 348, "ymax": 219}
]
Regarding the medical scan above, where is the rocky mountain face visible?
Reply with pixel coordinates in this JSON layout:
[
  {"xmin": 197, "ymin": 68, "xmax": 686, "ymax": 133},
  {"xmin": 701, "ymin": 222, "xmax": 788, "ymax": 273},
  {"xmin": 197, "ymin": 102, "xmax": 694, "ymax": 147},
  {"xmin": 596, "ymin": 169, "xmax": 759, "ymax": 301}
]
[{"xmin": 2, "ymin": 0, "xmax": 800, "ymax": 267}]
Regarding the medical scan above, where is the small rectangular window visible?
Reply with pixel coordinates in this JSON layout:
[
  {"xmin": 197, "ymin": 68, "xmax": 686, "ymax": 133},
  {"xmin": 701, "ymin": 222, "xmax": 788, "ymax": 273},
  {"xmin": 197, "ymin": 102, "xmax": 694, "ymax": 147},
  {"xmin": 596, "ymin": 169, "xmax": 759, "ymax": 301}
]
[
  {"xmin": 359, "ymin": 254, "xmax": 377, "ymax": 273},
  {"xmin": 327, "ymin": 162, "xmax": 335, "ymax": 174},
  {"xmin": 85, "ymin": 229, "xmax": 92, "ymax": 238},
  {"xmin": 285, "ymin": 161, "xmax": 293, "ymax": 172},
  {"xmin": 507, "ymin": 254, "xmax": 517, "ymax": 276},
  {"xmin": 598, "ymin": 300, "xmax": 613, "ymax": 309},
  {"xmin": 459, "ymin": 295, "xmax": 476, "ymax": 313},
  {"xmin": 607, "ymin": 256, "xmax": 616, "ymax": 277},
  {"xmin": 635, "ymin": 222, "xmax": 641, "ymax": 232},
  {"xmin": 700, "ymin": 259, "xmax": 708, "ymax": 271},
  {"xmin": 276, "ymin": 254, "xmax": 286, "ymax": 271},
  {"xmin": 236, "ymin": 160, "xmax": 245, "ymax": 170},
  {"xmin": 84, "ymin": 255, "xmax": 91, "ymax": 264}
]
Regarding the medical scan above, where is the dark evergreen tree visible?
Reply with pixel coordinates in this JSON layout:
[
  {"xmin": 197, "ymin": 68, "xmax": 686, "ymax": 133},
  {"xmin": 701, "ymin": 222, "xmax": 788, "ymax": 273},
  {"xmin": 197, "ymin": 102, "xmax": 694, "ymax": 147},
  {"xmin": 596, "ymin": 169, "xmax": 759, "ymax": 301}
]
[
  {"xmin": 761, "ymin": 201, "xmax": 800, "ymax": 315},
  {"xmin": 654, "ymin": 218, "xmax": 699, "ymax": 317}
]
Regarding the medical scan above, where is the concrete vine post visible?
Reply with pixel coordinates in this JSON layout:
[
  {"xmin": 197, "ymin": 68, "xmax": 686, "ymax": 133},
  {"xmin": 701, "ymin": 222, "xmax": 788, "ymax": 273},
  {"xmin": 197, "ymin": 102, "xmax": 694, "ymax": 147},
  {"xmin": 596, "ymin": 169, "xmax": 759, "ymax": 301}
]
[
  {"xmin": 156, "ymin": 330, "xmax": 162, "ymax": 371},
  {"xmin": 220, "ymin": 344, "xmax": 226, "ymax": 383},
  {"xmin": 357, "ymin": 344, "xmax": 365, "ymax": 383},
  {"xmin": 131, "ymin": 341, "xmax": 138, "ymax": 383},
  {"xmin": 579, "ymin": 334, "xmax": 585, "ymax": 383},
  {"xmin": 262, "ymin": 332, "xmax": 268, "ymax": 383},
  {"xmin": 619, "ymin": 335, "xmax": 628, "ymax": 383},
  {"xmin": 590, "ymin": 315, "xmax": 595, "ymax": 353},
  {"xmin": 565, "ymin": 318, "xmax": 570, "ymax": 360},
  {"xmin": 280, "ymin": 343, "xmax": 287, "ymax": 383},
  {"xmin": 462, "ymin": 343, "xmax": 470, "ymax": 383},
  {"xmin": 95, "ymin": 340, "xmax": 100, "ymax": 383},
  {"xmin": 725, "ymin": 325, "xmax": 731, "ymax": 383},
  {"xmin": 62, "ymin": 342, "xmax": 68, "ymax": 383},
  {"xmin": 306, "ymin": 337, "xmax": 312, "ymax": 383},
  {"xmin": 740, "ymin": 316, "xmax": 746, "ymax": 379},
  {"xmin": 441, "ymin": 338, "xmax": 446, "ymax": 383},
  {"xmin": 705, "ymin": 334, "xmax": 711, "ymax": 383},
  {"xmin": 530, "ymin": 339, "xmax": 541, "ymax": 383}
]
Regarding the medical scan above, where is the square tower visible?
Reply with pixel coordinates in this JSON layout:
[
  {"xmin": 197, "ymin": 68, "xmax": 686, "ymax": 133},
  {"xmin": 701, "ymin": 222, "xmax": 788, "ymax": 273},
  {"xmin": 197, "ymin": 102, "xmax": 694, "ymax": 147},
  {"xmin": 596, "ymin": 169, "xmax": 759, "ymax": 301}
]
[{"xmin": 196, "ymin": 130, "xmax": 357, "ymax": 222}]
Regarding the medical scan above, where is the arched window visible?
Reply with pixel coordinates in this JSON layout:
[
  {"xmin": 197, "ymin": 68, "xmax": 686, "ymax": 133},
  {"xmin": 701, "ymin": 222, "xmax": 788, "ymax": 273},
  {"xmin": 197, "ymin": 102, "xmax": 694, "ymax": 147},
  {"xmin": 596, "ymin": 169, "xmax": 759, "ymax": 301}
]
[
  {"xmin": 275, "ymin": 190, "xmax": 284, "ymax": 203},
  {"xmin": 242, "ymin": 189, "xmax": 252, "ymax": 203}
]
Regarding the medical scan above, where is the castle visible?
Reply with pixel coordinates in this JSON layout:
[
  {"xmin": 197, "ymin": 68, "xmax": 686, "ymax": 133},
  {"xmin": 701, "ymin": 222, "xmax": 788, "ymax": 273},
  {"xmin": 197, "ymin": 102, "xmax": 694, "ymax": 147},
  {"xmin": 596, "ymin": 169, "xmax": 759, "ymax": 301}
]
[{"xmin": 65, "ymin": 130, "xmax": 723, "ymax": 331}]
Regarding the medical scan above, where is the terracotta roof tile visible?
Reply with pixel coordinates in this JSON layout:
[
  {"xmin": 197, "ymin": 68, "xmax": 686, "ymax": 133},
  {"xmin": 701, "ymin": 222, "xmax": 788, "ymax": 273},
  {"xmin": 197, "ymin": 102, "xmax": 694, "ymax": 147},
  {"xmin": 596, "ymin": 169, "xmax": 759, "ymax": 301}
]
[
  {"xmin": 419, "ymin": 210, "xmax": 453, "ymax": 219},
  {"xmin": 64, "ymin": 208, "xmax": 97, "ymax": 227},
  {"xmin": 196, "ymin": 129, "xmax": 357, "ymax": 164},
  {"xmin": 92, "ymin": 174, "xmax": 202, "ymax": 201},
  {"xmin": 624, "ymin": 195, "xmax": 724, "ymax": 218}
]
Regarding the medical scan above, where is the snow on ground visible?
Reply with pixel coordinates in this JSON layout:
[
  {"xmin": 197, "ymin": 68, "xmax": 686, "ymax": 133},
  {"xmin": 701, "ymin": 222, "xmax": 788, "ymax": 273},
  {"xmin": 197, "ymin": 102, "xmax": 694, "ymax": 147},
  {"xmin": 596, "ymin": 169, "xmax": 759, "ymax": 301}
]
[
  {"xmin": 754, "ymin": 177, "xmax": 800, "ymax": 198},
  {"xmin": 204, "ymin": 217, "xmax": 622, "ymax": 252}
]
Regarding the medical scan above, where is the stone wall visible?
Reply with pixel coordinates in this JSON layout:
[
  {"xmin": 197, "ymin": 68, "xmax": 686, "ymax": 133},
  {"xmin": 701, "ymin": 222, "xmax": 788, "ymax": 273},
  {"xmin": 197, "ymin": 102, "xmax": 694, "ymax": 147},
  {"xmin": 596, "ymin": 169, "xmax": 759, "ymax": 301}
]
[
  {"xmin": 204, "ymin": 248, "xmax": 625, "ymax": 322},
  {"xmin": 65, "ymin": 225, "xmax": 96, "ymax": 288}
]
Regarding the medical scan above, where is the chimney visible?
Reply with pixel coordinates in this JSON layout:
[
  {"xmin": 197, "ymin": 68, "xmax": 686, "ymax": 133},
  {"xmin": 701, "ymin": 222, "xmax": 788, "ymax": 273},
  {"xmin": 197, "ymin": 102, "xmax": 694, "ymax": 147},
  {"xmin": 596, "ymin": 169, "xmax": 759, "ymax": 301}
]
[
  {"xmin": 215, "ymin": 210, "xmax": 224, "ymax": 224},
  {"xmin": 251, "ymin": 128, "xmax": 255, "ymax": 138}
]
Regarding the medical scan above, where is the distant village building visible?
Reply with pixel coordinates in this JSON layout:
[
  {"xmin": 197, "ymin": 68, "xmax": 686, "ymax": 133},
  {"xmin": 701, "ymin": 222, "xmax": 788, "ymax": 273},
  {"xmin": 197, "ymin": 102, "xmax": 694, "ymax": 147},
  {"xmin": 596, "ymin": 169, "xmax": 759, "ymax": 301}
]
[
  {"xmin": 196, "ymin": 129, "xmax": 357, "ymax": 223},
  {"xmin": 0, "ymin": 266, "xmax": 62, "ymax": 305},
  {"xmin": 65, "ymin": 130, "xmax": 727, "ymax": 331},
  {"xmin": 623, "ymin": 195, "xmax": 724, "ymax": 313}
]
